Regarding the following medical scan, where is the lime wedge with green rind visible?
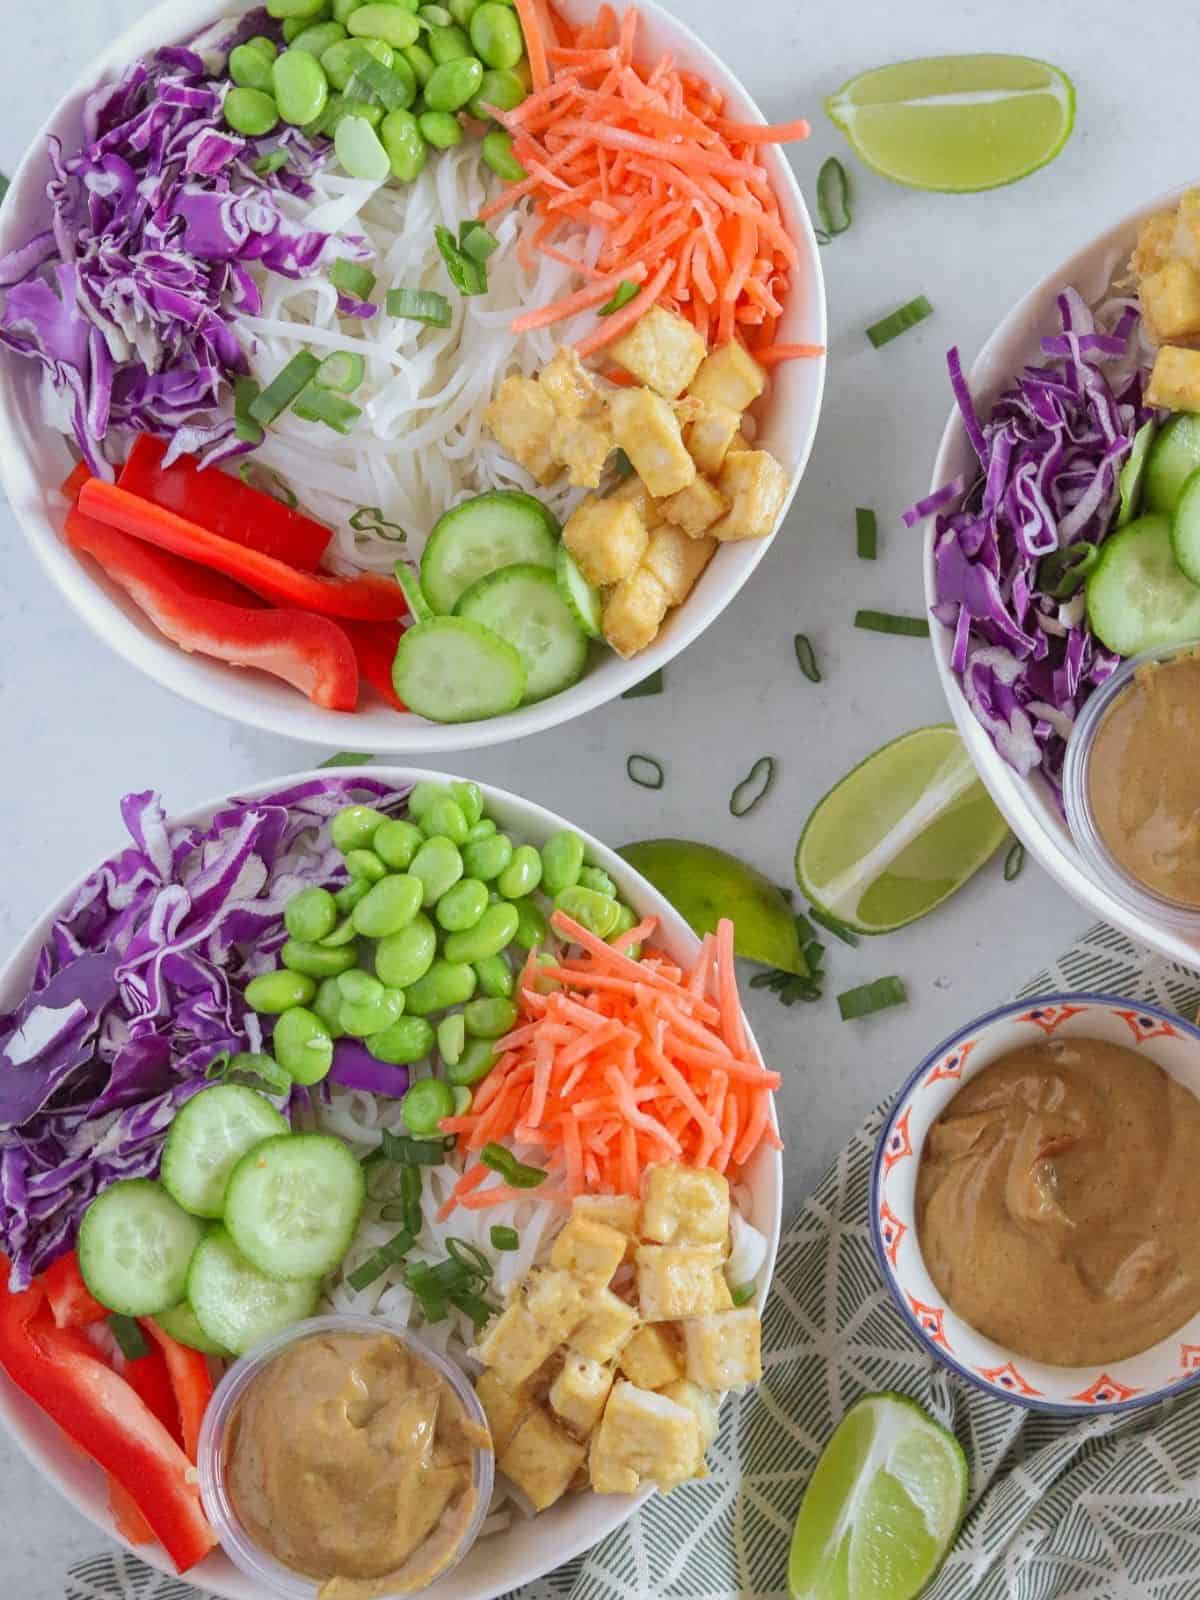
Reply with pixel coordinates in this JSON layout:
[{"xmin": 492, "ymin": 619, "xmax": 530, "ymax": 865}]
[
  {"xmin": 618, "ymin": 838, "xmax": 807, "ymax": 976},
  {"xmin": 789, "ymin": 1393, "xmax": 968, "ymax": 1600},
  {"xmin": 826, "ymin": 54, "xmax": 1075, "ymax": 193},
  {"xmin": 795, "ymin": 725, "xmax": 1008, "ymax": 935}
]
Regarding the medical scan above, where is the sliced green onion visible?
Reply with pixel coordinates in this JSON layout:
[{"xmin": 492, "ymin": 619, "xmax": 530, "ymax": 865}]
[
  {"xmin": 613, "ymin": 447, "xmax": 635, "ymax": 477},
  {"xmin": 378, "ymin": 1201, "xmax": 409, "ymax": 1222},
  {"xmin": 813, "ymin": 228, "xmax": 831, "ymax": 247},
  {"xmin": 238, "ymin": 461, "xmax": 298, "ymax": 508},
  {"xmin": 320, "ymin": 751, "xmax": 374, "ymax": 768},
  {"xmin": 347, "ymin": 1229, "xmax": 416, "ymax": 1291},
  {"xmin": 449, "ymin": 1288, "xmax": 499, "ymax": 1327},
  {"xmin": 203, "ymin": 1050, "xmax": 231, "ymax": 1081},
  {"xmin": 729, "ymin": 756, "xmax": 775, "ymax": 817},
  {"xmin": 816, "ymin": 157, "xmax": 851, "ymax": 237},
  {"xmin": 792, "ymin": 911, "xmax": 817, "ymax": 944},
  {"xmin": 234, "ymin": 377, "xmax": 265, "ymax": 445},
  {"xmin": 1039, "ymin": 541, "xmax": 1099, "ymax": 600},
  {"xmin": 248, "ymin": 351, "xmax": 322, "ymax": 425},
  {"xmin": 435, "ymin": 224, "xmax": 487, "ymax": 295},
  {"xmin": 808, "ymin": 905, "xmax": 860, "ymax": 947},
  {"xmin": 228, "ymin": 1051, "xmax": 291, "ymax": 1095},
  {"xmin": 490, "ymin": 1224, "xmax": 520, "ymax": 1251},
  {"xmin": 108, "ymin": 1314, "xmax": 148, "ymax": 1361},
  {"xmin": 330, "ymin": 258, "xmax": 377, "ymax": 302},
  {"xmin": 855, "ymin": 507, "xmax": 877, "ymax": 561},
  {"xmin": 730, "ymin": 1282, "xmax": 756, "ymax": 1307},
  {"xmin": 1004, "ymin": 839, "xmax": 1026, "ymax": 882},
  {"xmin": 749, "ymin": 968, "xmax": 822, "ymax": 1005},
  {"xmin": 598, "ymin": 279, "xmax": 641, "ymax": 316},
  {"xmin": 838, "ymin": 976, "xmax": 906, "ymax": 1021},
  {"xmin": 854, "ymin": 609, "xmax": 929, "ymax": 637},
  {"xmin": 386, "ymin": 287, "xmax": 452, "ymax": 327},
  {"xmin": 347, "ymin": 57, "xmax": 412, "ymax": 110},
  {"xmin": 292, "ymin": 387, "xmax": 363, "ymax": 434},
  {"xmin": 379, "ymin": 1131, "xmax": 447, "ymax": 1165},
  {"xmin": 315, "ymin": 351, "xmax": 365, "ymax": 394},
  {"xmin": 447, "ymin": 1237, "xmax": 493, "ymax": 1279},
  {"xmin": 350, "ymin": 505, "xmax": 407, "ymax": 540},
  {"xmin": 401, "ymin": 1163, "xmax": 423, "ymax": 1235},
  {"xmin": 627, "ymin": 754, "xmax": 664, "ymax": 789},
  {"xmin": 480, "ymin": 1142, "xmax": 547, "ymax": 1188},
  {"xmin": 402, "ymin": 1260, "xmax": 449, "ymax": 1321},
  {"xmin": 793, "ymin": 633, "xmax": 821, "ymax": 683},
  {"xmin": 253, "ymin": 149, "xmax": 289, "ymax": 176},
  {"xmin": 622, "ymin": 668, "xmax": 664, "ymax": 699},
  {"xmin": 867, "ymin": 296, "xmax": 933, "ymax": 349},
  {"xmin": 459, "ymin": 220, "xmax": 499, "ymax": 263}
]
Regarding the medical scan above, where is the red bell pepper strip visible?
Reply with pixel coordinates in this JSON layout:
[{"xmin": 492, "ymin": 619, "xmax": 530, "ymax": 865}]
[
  {"xmin": 141, "ymin": 1319, "xmax": 213, "ymax": 1464},
  {"xmin": 342, "ymin": 620, "xmax": 407, "ymax": 712},
  {"xmin": 118, "ymin": 435, "xmax": 332, "ymax": 572},
  {"xmin": 78, "ymin": 478, "xmax": 406, "ymax": 621},
  {"xmin": 67, "ymin": 510, "xmax": 360, "ymax": 712},
  {"xmin": 0, "ymin": 1273, "xmax": 215, "ymax": 1573},
  {"xmin": 121, "ymin": 1345, "xmax": 184, "ymax": 1445},
  {"xmin": 40, "ymin": 1252, "xmax": 106, "ymax": 1329},
  {"xmin": 110, "ymin": 1479, "xmax": 156, "ymax": 1545},
  {"xmin": 61, "ymin": 460, "xmax": 92, "ymax": 502}
]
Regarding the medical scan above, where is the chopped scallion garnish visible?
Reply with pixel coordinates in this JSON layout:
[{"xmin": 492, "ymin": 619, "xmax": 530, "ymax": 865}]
[
  {"xmin": 248, "ymin": 351, "xmax": 322, "ymax": 425},
  {"xmin": 401, "ymin": 1163, "xmax": 422, "ymax": 1235},
  {"xmin": 108, "ymin": 1314, "xmax": 148, "ymax": 1361},
  {"xmin": 459, "ymin": 220, "xmax": 499, "ymax": 263},
  {"xmin": 866, "ymin": 295, "xmax": 934, "ymax": 348},
  {"xmin": 348, "ymin": 1228, "xmax": 416, "ymax": 1291},
  {"xmin": 793, "ymin": 633, "xmax": 821, "ymax": 683},
  {"xmin": 350, "ymin": 504, "xmax": 407, "ymax": 540},
  {"xmin": 315, "ymin": 350, "xmax": 365, "ymax": 394},
  {"xmin": 227, "ymin": 1051, "xmax": 291, "ymax": 1094},
  {"xmin": 622, "ymin": 668, "xmax": 664, "ymax": 699},
  {"xmin": 1039, "ymin": 540, "xmax": 1099, "ymax": 599},
  {"xmin": 379, "ymin": 1131, "xmax": 447, "ymax": 1165},
  {"xmin": 837, "ymin": 976, "xmax": 906, "ymax": 1021},
  {"xmin": 234, "ymin": 377, "xmax": 265, "ymax": 445},
  {"xmin": 435, "ymin": 224, "xmax": 487, "ymax": 295},
  {"xmin": 330, "ymin": 257, "xmax": 377, "ymax": 302},
  {"xmin": 490, "ymin": 1224, "xmax": 520, "ymax": 1251},
  {"xmin": 480, "ymin": 1142, "xmax": 547, "ymax": 1188},
  {"xmin": 346, "ymin": 56, "xmax": 412, "ymax": 111},
  {"xmin": 598, "ymin": 279, "xmax": 640, "ymax": 316},
  {"xmin": 1004, "ymin": 839, "xmax": 1025, "ymax": 882},
  {"xmin": 386, "ymin": 287, "xmax": 452, "ymax": 327},
  {"xmin": 238, "ymin": 461, "xmax": 298, "ymax": 508},
  {"xmin": 253, "ymin": 149, "xmax": 289, "ymax": 177},
  {"xmin": 729, "ymin": 756, "xmax": 775, "ymax": 817},
  {"xmin": 626, "ymin": 754, "xmax": 664, "ymax": 790},
  {"xmin": 855, "ymin": 507, "xmax": 877, "ymax": 561},
  {"xmin": 816, "ymin": 157, "xmax": 851, "ymax": 237},
  {"xmin": 854, "ymin": 609, "xmax": 929, "ymax": 637},
  {"xmin": 730, "ymin": 1282, "xmax": 756, "ymax": 1307},
  {"xmin": 292, "ymin": 387, "xmax": 363, "ymax": 434},
  {"xmin": 808, "ymin": 906, "xmax": 860, "ymax": 946},
  {"xmin": 449, "ymin": 1288, "xmax": 500, "ymax": 1327},
  {"xmin": 447, "ymin": 1237, "xmax": 493, "ymax": 1279},
  {"xmin": 320, "ymin": 751, "xmax": 373, "ymax": 768}
]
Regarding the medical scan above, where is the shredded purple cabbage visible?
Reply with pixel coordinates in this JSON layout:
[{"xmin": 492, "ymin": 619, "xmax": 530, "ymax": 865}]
[
  {"xmin": 0, "ymin": 776, "xmax": 409, "ymax": 1290},
  {"xmin": 908, "ymin": 288, "xmax": 1154, "ymax": 792}
]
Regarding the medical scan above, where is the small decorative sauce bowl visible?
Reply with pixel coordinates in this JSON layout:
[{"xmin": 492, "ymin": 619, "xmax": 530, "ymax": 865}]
[{"xmin": 872, "ymin": 994, "xmax": 1200, "ymax": 1413}]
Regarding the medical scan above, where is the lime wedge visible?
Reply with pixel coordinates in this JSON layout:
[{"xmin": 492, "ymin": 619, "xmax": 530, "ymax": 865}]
[
  {"xmin": 795, "ymin": 725, "xmax": 1008, "ymax": 935},
  {"xmin": 789, "ymin": 1393, "xmax": 967, "ymax": 1600},
  {"xmin": 826, "ymin": 54, "xmax": 1075, "ymax": 192},
  {"xmin": 618, "ymin": 838, "xmax": 807, "ymax": 976}
]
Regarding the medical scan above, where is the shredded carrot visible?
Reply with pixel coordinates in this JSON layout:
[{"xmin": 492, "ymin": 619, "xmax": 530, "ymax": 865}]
[
  {"xmin": 756, "ymin": 342, "xmax": 827, "ymax": 364},
  {"xmin": 513, "ymin": 0, "xmax": 551, "ymax": 89}
]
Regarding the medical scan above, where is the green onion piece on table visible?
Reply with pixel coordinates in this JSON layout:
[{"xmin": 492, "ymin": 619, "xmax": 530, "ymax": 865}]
[
  {"xmin": 729, "ymin": 756, "xmax": 776, "ymax": 818},
  {"xmin": 480, "ymin": 1142, "xmax": 547, "ymax": 1188},
  {"xmin": 854, "ymin": 609, "xmax": 930, "ymax": 637},
  {"xmin": 320, "ymin": 752, "xmax": 374, "ymax": 768},
  {"xmin": 249, "ymin": 351, "xmax": 322, "ymax": 424},
  {"xmin": 490, "ymin": 1224, "xmax": 520, "ymax": 1251},
  {"xmin": 598, "ymin": 279, "xmax": 641, "ymax": 316},
  {"xmin": 316, "ymin": 351, "xmax": 366, "ymax": 393},
  {"xmin": 793, "ymin": 634, "xmax": 821, "ymax": 682},
  {"xmin": 292, "ymin": 387, "xmax": 364, "ymax": 434},
  {"xmin": 330, "ymin": 258, "xmax": 377, "ymax": 301},
  {"xmin": 626, "ymin": 754, "xmax": 664, "ymax": 790},
  {"xmin": 387, "ymin": 287, "xmax": 452, "ymax": 326},
  {"xmin": 837, "ymin": 975, "xmax": 906, "ymax": 1021},
  {"xmin": 622, "ymin": 668, "xmax": 664, "ymax": 699},
  {"xmin": 855, "ymin": 506, "xmax": 878, "ymax": 560},
  {"xmin": 108, "ymin": 1314, "xmax": 148, "ymax": 1361},
  {"xmin": 1004, "ymin": 839, "xmax": 1025, "ymax": 882},
  {"xmin": 816, "ymin": 156, "xmax": 851, "ymax": 236},
  {"xmin": 866, "ymin": 295, "xmax": 933, "ymax": 348}
]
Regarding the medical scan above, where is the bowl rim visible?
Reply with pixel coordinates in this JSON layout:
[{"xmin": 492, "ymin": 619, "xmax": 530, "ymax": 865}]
[
  {"xmin": 0, "ymin": 0, "xmax": 827, "ymax": 757},
  {"xmin": 0, "ymin": 762, "xmax": 783, "ymax": 1599},
  {"xmin": 869, "ymin": 990, "xmax": 1200, "ymax": 1416}
]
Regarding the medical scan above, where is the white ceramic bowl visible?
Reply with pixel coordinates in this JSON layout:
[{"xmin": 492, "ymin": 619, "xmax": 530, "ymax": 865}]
[
  {"xmin": 0, "ymin": 0, "xmax": 826, "ymax": 757},
  {"xmin": 922, "ymin": 184, "xmax": 1200, "ymax": 969},
  {"xmin": 0, "ymin": 765, "xmax": 782, "ymax": 1600},
  {"xmin": 872, "ymin": 993, "xmax": 1200, "ymax": 1414}
]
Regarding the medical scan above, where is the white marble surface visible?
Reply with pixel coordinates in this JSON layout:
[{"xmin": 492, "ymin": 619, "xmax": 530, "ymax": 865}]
[{"xmin": 0, "ymin": 0, "xmax": 1184, "ymax": 1591}]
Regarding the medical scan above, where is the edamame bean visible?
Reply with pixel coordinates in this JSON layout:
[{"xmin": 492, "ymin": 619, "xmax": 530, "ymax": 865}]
[
  {"xmin": 352, "ymin": 873, "xmax": 423, "ymax": 937},
  {"xmin": 445, "ymin": 1036, "xmax": 495, "ymax": 1087},
  {"xmin": 464, "ymin": 997, "xmax": 517, "ymax": 1038},
  {"xmin": 230, "ymin": 42, "xmax": 277, "ymax": 91},
  {"xmin": 473, "ymin": 954, "xmax": 514, "ymax": 997},
  {"xmin": 373, "ymin": 818, "xmax": 424, "ymax": 869},
  {"xmin": 223, "ymin": 87, "xmax": 280, "ymax": 137},
  {"xmin": 419, "ymin": 3, "xmax": 453, "ymax": 23},
  {"xmin": 281, "ymin": 939, "xmax": 358, "ymax": 978},
  {"xmin": 611, "ymin": 902, "xmax": 638, "ymax": 937},
  {"xmin": 407, "ymin": 781, "xmax": 450, "ymax": 818},
  {"xmin": 290, "ymin": 19, "xmax": 347, "ymax": 56},
  {"xmin": 450, "ymin": 781, "xmax": 483, "ymax": 825},
  {"xmin": 469, "ymin": 65, "xmax": 525, "ymax": 117},
  {"xmin": 579, "ymin": 865, "xmax": 617, "ymax": 898},
  {"xmin": 345, "ymin": 848, "xmax": 387, "ymax": 882},
  {"xmin": 404, "ymin": 959, "xmax": 477, "ymax": 1015},
  {"xmin": 333, "ymin": 0, "xmax": 366, "ymax": 20},
  {"xmin": 447, "ymin": 0, "xmax": 479, "ymax": 26},
  {"xmin": 436, "ymin": 877, "xmax": 489, "ymax": 931},
  {"xmin": 409, "ymin": 835, "xmax": 463, "ymax": 905},
  {"xmin": 380, "ymin": 107, "xmax": 429, "ymax": 179},
  {"xmin": 512, "ymin": 898, "xmax": 548, "ymax": 949},
  {"xmin": 401, "ymin": 1077, "xmax": 455, "ymax": 1135},
  {"xmin": 367, "ymin": 1015, "xmax": 435, "ymax": 1064},
  {"xmin": 323, "ymin": 95, "xmax": 385, "ymax": 133},
  {"xmin": 273, "ymin": 1007, "xmax": 334, "ymax": 1084},
  {"xmin": 419, "ymin": 111, "xmax": 463, "ymax": 147},
  {"xmin": 402, "ymin": 42, "xmax": 436, "ymax": 84},
  {"xmin": 541, "ymin": 829, "xmax": 584, "ymax": 895},
  {"xmin": 284, "ymin": 885, "xmax": 338, "ymax": 943},
  {"xmin": 322, "ymin": 35, "xmax": 392, "ymax": 88},
  {"xmin": 375, "ymin": 914, "xmax": 437, "ymax": 988},
  {"xmin": 335, "ymin": 876, "xmax": 372, "ymax": 913},
  {"xmin": 438, "ymin": 1013, "xmax": 465, "ymax": 1065},
  {"xmin": 245, "ymin": 969, "xmax": 316, "ymax": 1013},
  {"xmin": 273, "ymin": 49, "xmax": 331, "ymax": 126},
  {"xmin": 339, "ymin": 969, "xmax": 383, "ymax": 1004},
  {"xmin": 469, "ymin": 1, "xmax": 523, "ymax": 67},
  {"xmin": 425, "ymin": 56, "xmax": 483, "ymax": 111},
  {"xmin": 268, "ymin": 0, "xmax": 328, "ymax": 19},
  {"xmin": 555, "ymin": 885, "xmax": 620, "ymax": 937},
  {"xmin": 340, "ymin": 987, "xmax": 405, "ymax": 1037},
  {"xmin": 482, "ymin": 127, "xmax": 525, "ymax": 180},
  {"xmin": 331, "ymin": 803, "xmax": 388, "ymax": 851},
  {"xmin": 443, "ymin": 901, "xmax": 520, "ymax": 963},
  {"xmin": 464, "ymin": 816, "xmax": 496, "ymax": 842},
  {"xmin": 419, "ymin": 795, "xmax": 469, "ymax": 843},
  {"xmin": 245, "ymin": 35, "xmax": 280, "ymax": 57},
  {"xmin": 427, "ymin": 22, "xmax": 472, "ymax": 62},
  {"xmin": 313, "ymin": 976, "xmax": 346, "ymax": 1037},
  {"xmin": 462, "ymin": 831, "xmax": 512, "ymax": 881},
  {"xmin": 348, "ymin": 3, "xmax": 421, "ymax": 47},
  {"xmin": 319, "ymin": 914, "xmax": 358, "ymax": 947},
  {"xmin": 496, "ymin": 843, "xmax": 541, "ymax": 899}
]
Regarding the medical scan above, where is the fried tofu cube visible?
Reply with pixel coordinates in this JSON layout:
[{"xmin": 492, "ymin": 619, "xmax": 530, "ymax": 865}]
[
  {"xmin": 618, "ymin": 1322, "xmax": 683, "ymax": 1389},
  {"xmin": 1147, "ymin": 345, "xmax": 1200, "ymax": 412},
  {"xmin": 688, "ymin": 341, "xmax": 766, "ymax": 412},
  {"xmin": 551, "ymin": 413, "xmax": 614, "ymax": 488},
  {"xmin": 659, "ymin": 477, "xmax": 727, "ymax": 538},
  {"xmin": 1133, "ymin": 212, "xmax": 1177, "ymax": 280},
  {"xmin": 570, "ymin": 1286, "xmax": 640, "ymax": 1362},
  {"xmin": 499, "ymin": 1405, "xmax": 588, "ymax": 1511},
  {"xmin": 711, "ymin": 449, "xmax": 789, "ymax": 542},
  {"xmin": 609, "ymin": 388, "xmax": 696, "ymax": 498},
  {"xmin": 1141, "ymin": 258, "xmax": 1200, "ymax": 341},
  {"xmin": 681, "ymin": 1308, "xmax": 762, "ymax": 1390},
  {"xmin": 606, "ymin": 474, "xmax": 665, "ymax": 530},
  {"xmin": 572, "ymin": 1194, "xmax": 641, "ymax": 1261},
  {"xmin": 475, "ymin": 1302, "xmax": 560, "ymax": 1387},
  {"xmin": 661, "ymin": 1379, "xmax": 720, "ymax": 1454},
  {"xmin": 603, "ymin": 565, "xmax": 670, "ymax": 658},
  {"xmin": 636, "ymin": 1244, "xmax": 733, "ymax": 1321},
  {"xmin": 550, "ymin": 1214, "xmax": 627, "ymax": 1288},
  {"xmin": 641, "ymin": 525, "xmax": 715, "ymax": 607},
  {"xmin": 609, "ymin": 306, "xmax": 707, "ymax": 398},
  {"xmin": 563, "ymin": 495, "xmax": 649, "ymax": 587},
  {"xmin": 641, "ymin": 1164, "xmax": 731, "ymax": 1247},
  {"xmin": 589, "ymin": 1381, "xmax": 700, "ymax": 1491},
  {"xmin": 684, "ymin": 402, "xmax": 741, "ymax": 475},
  {"xmin": 524, "ymin": 1267, "xmax": 589, "ymax": 1343},
  {"xmin": 538, "ymin": 346, "xmax": 598, "ymax": 418},
  {"xmin": 549, "ymin": 1352, "xmax": 614, "ymax": 1434},
  {"xmin": 475, "ymin": 1370, "xmax": 534, "ymax": 1455},
  {"xmin": 484, "ymin": 375, "xmax": 560, "ymax": 485}
]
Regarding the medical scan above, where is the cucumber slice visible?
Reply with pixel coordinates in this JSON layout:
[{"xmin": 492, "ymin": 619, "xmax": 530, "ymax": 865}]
[
  {"xmin": 394, "ymin": 559, "xmax": 434, "ymax": 624},
  {"xmin": 457, "ymin": 562, "xmax": 588, "ymax": 703},
  {"xmin": 224, "ymin": 1133, "xmax": 365, "ymax": 1281},
  {"xmin": 160, "ymin": 1084, "xmax": 289, "ymax": 1220},
  {"xmin": 78, "ymin": 1180, "xmax": 207, "ymax": 1317},
  {"xmin": 1171, "ymin": 468, "xmax": 1200, "ymax": 585},
  {"xmin": 1087, "ymin": 513, "xmax": 1200, "ymax": 656},
  {"xmin": 1117, "ymin": 418, "xmax": 1157, "ymax": 528},
  {"xmin": 391, "ymin": 616, "xmax": 526, "ymax": 722},
  {"xmin": 187, "ymin": 1226, "xmax": 320, "ymax": 1356},
  {"xmin": 154, "ymin": 1298, "xmax": 234, "ymax": 1358},
  {"xmin": 1144, "ymin": 414, "xmax": 1200, "ymax": 514},
  {"xmin": 420, "ymin": 490, "xmax": 559, "ymax": 614},
  {"xmin": 555, "ymin": 545, "xmax": 603, "ymax": 639}
]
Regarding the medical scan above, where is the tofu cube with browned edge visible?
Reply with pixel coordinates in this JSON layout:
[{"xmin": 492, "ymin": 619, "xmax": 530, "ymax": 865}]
[
  {"xmin": 689, "ymin": 341, "xmax": 766, "ymax": 411},
  {"xmin": 1141, "ymin": 258, "xmax": 1200, "ymax": 341},
  {"xmin": 642, "ymin": 525, "xmax": 715, "ymax": 608},
  {"xmin": 609, "ymin": 388, "xmax": 696, "ymax": 498},
  {"xmin": 681, "ymin": 1308, "xmax": 763, "ymax": 1390},
  {"xmin": 572, "ymin": 1193, "xmax": 641, "ymax": 1260},
  {"xmin": 538, "ymin": 346, "xmax": 599, "ymax": 418},
  {"xmin": 550, "ymin": 413, "xmax": 614, "ymax": 488},
  {"xmin": 570, "ymin": 1286, "xmax": 640, "ymax": 1362},
  {"xmin": 661, "ymin": 1379, "xmax": 720, "ymax": 1455},
  {"xmin": 475, "ymin": 1370, "xmax": 534, "ymax": 1455},
  {"xmin": 524, "ymin": 1266, "xmax": 589, "ymax": 1343},
  {"xmin": 636, "ymin": 1244, "xmax": 732, "ymax": 1321},
  {"xmin": 484, "ymin": 375, "xmax": 560, "ymax": 485},
  {"xmin": 499, "ymin": 1405, "xmax": 588, "ymax": 1511},
  {"xmin": 563, "ymin": 496, "xmax": 648, "ymax": 587},
  {"xmin": 660, "ymin": 476, "xmax": 727, "ymax": 537},
  {"xmin": 619, "ymin": 1322, "xmax": 684, "ymax": 1389},
  {"xmin": 1147, "ymin": 346, "xmax": 1200, "ymax": 412},
  {"xmin": 475, "ymin": 1302, "xmax": 560, "ymax": 1388},
  {"xmin": 684, "ymin": 402, "xmax": 741, "ymax": 475},
  {"xmin": 711, "ymin": 450, "xmax": 789, "ymax": 542},
  {"xmin": 641, "ymin": 1163, "xmax": 731, "ymax": 1247},
  {"xmin": 1132, "ymin": 213, "xmax": 1176, "ymax": 281},
  {"xmin": 549, "ymin": 1352, "xmax": 614, "ymax": 1435},
  {"xmin": 605, "ymin": 475, "xmax": 665, "ymax": 531},
  {"xmin": 551, "ymin": 1213, "xmax": 627, "ymax": 1288},
  {"xmin": 609, "ymin": 306, "xmax": 707, "ymax": 398},
  {"xmin": 603, "ymin": 566, "xmax": 670, "ymax": 659},
  {"xmin": 589, "ymin": 1381, "xmax": 701, "ymax": 1492}
]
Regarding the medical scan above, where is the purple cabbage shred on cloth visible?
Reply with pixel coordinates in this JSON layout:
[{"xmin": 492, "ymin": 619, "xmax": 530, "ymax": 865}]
[{"xmin": 0, "ymin": 775, "xmax": 408, "ymax": 1290}]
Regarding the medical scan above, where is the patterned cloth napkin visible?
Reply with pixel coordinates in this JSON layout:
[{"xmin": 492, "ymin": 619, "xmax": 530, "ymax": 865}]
[{"xmin": 61, "ymin": 922, "xmax": 1200, "ymax": 1600}]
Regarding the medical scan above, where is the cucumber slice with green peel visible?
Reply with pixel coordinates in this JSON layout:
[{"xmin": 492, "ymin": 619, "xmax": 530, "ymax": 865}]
[
  {"xmin": 160, "ymin": 1084, "xmax": 289, "ymax": 1220},
  {"xmin": 394, "ymin": 559, "xmax": 434, "ymax": 624},
  {"xmin": 223, "ymin": 1133, "xmax": 366, "ymax": 1281},
  {"xmin": 1117, "ymin": 418, "xmax": 1158, "ymax": 527},
  {"xmin": 555, "ymin": 545, "xmax": 603, "ymax": 639},
  {"xmin": 1170, "ymin": 469, "xmax": 1200, "ymax": 585},
  {"xmin": 1144, "ymin": 414, "xmax": 1200, "ymax": 515},
  {"xmin": 391, "ymin": 616, "xmax": 526, "ymax": 721},
  {"xmin": 187, "ymin": 1226, "xmax": 320, "ymax": 1356},
  {"xmin": 420, "ymin": 490, "xmax": 559, "ymax": 615},
  {"xmin": 78, "ymin": 1179, "xmax": 207, "ymax": 1317},
  {"xmin": 1087, "ymin": 513, "xmax": 1200, "ymax": 656},
  {"xmin": 456, "ymin": 563, "xmax": 588, "ymax": 703},
  {"xmin": 154, "ymin": 1298, "xmax": 234, "ymax": 1358}
]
